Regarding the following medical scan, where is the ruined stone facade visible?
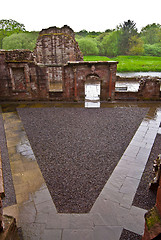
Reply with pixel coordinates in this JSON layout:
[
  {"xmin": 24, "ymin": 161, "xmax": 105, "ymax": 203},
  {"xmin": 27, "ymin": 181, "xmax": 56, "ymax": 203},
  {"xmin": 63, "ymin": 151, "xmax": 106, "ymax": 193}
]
[
  {"xmin": 138, "ymin": 77, "xmax": 161, "ymax": 100},
  {"xmin": 115, "ymin": 76, "xmax": 161, "ymax": 101},
  {"xmin": 34, "ymin": 25, "xmax": 83, "ymax": 64},
  {"xmin": 0, "ymin": 25, "xmax": 118, "ymax": 102}
]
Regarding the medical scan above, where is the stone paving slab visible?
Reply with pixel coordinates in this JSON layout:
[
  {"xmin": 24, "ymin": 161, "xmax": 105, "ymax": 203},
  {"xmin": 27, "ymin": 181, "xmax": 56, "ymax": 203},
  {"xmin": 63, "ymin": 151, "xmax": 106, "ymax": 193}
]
[{"xmin": 2, "ymin": 106, "xmax": 161, "ymax": 240}]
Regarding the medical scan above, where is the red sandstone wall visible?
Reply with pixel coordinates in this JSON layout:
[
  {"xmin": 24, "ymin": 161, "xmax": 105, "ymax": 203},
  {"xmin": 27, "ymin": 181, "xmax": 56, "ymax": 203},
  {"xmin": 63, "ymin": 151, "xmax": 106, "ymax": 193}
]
[
  {"xmin": 63, "ymin": 62, "xmax": 117, "ymax": 101},
  {"xmin": 139, "ymin": 79, "xmax": 160, "ymax": 100},
  {"xmin": 34, "ymin": 25, "xmax": 83, "ymax": 65}
]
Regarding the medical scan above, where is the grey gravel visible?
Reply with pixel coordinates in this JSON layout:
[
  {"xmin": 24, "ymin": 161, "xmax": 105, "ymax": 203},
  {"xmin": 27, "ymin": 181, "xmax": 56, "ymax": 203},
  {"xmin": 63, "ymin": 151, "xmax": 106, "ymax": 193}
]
[
  {"xmin": 133, "ymin": 133, "xmax": 161, "ymax": 210},
  {"xmin": 120, "ymin": 229, "xmax": 142, "ymax": 240},
  {"xmin": 18, "ymin": 107, "xmax": 147, "ymax": 213}
]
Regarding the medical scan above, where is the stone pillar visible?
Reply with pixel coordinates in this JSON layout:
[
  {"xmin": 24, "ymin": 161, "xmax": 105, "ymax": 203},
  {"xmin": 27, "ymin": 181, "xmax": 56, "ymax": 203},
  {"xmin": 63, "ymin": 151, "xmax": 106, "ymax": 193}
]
[
  {"xmin": 73, "ymin": 67, "xmax": 78, "ymax": 101},
  {"xmin": 109, "ymin": 67, "xmax": 113, "ymax": 99}
]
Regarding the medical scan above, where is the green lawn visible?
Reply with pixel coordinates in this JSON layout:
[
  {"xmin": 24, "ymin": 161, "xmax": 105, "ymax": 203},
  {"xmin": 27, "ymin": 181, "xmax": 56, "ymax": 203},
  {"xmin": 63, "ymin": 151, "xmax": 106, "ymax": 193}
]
[
  {"xmin": 83, "ymin": 55, "xmax": 161, "ymax": 72},
  {"xmin": 83, "ymin": 56, "xmax": 111, "ymax": 61}
]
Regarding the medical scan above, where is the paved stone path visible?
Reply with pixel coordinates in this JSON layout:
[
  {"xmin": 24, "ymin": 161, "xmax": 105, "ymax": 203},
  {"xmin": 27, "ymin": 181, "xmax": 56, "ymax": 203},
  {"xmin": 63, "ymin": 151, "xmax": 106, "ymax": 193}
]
[{"xmin": 2, "ymin": 105, "xmax": 161, "ymax": 240}]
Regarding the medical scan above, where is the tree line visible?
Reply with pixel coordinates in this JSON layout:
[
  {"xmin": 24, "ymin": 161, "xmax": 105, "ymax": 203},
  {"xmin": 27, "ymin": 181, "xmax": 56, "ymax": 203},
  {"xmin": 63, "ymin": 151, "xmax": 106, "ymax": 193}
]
[
  {"xmin": 76, "ymin": 20, "xmax": 161, "ymax": 57},
  {"xmin": 1, "ymin": 19, "xmax": 161, "ymax": 57}
]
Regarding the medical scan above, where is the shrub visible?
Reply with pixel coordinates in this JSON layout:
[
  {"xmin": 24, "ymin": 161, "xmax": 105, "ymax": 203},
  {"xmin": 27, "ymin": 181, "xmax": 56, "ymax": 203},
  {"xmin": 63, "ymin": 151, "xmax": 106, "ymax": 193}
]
[
  {"xmin": 144, "ymin": 44, "xmax": 161, "ymax": 56},
  {"xmin": 77, "ymin": 38, "xmax": 99, "ymax": 55}
]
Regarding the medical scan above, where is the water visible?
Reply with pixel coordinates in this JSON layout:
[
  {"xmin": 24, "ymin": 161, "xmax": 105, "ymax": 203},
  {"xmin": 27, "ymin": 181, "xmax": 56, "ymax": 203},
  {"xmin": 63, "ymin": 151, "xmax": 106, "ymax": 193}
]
[
  {"xmin": 115, "ymin": 81, "xmax": 139, "ymax": 92},
  {"xmin": 85, "ymin": 101, "xmax": 100, "ymax": 108},
  {"xmin": 117, "ymin": 72, "xmax": 161, "ymax": 78},
  {"xmin": 116, "ymin": 72, "xmax": 161, "ymax": 92}
]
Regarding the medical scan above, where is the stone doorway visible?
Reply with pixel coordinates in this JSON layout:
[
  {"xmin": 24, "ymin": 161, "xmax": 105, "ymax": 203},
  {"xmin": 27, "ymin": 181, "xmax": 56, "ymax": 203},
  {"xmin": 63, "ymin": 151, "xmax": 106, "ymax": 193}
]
[{"xmin": 85, "ymin": 79, "xmax": 100, "ymax": 108}]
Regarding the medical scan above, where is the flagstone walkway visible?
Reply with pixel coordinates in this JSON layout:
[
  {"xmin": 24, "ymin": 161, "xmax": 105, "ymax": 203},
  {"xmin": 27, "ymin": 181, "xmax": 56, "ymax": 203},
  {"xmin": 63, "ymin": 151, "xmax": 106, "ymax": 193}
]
[{"xmin": 2, "ymin": 103, "xmax": 161, "ymax": 240}]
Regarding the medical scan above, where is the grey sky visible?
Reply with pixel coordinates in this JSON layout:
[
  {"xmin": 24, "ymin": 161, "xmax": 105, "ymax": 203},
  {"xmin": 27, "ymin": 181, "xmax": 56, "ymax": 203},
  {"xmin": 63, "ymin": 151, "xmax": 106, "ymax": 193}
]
[{"xmin": 2, "ymin": 0, "xmax": 161, "ymax": 32}]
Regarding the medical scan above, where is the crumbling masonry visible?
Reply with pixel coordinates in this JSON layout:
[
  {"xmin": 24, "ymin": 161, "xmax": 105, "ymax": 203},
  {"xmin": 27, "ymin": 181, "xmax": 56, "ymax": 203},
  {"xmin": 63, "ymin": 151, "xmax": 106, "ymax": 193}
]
[{"xmin": 0, "ymin": 25, "xmax": 118, "ymax": 101}]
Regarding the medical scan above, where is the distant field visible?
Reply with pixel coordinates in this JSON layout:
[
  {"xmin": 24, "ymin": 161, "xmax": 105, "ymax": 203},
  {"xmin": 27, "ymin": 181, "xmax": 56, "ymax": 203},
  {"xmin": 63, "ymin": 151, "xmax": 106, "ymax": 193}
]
[
  {"xmin": 83, "ymin": 55, "xmax": 161, "ymax": 72},
  {"xmin": 83, "ymin": 56, "xmax": 111, "ymax": 61}
]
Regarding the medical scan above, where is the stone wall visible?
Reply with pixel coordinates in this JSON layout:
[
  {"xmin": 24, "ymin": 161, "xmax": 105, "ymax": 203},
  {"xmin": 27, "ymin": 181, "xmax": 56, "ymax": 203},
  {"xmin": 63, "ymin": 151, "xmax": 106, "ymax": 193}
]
[
  {"xmin": 0, "ymin": 50, "xmax": 41, "ymax": 100},
  {"xmin": 62, "ymin": 61, "xmax": 117, "ymax": 101},
  {"xmin": 0, "ymin": 26, "xmax": 160, "ymax": 102},
  {"xmin": 0, "ymin": 25, "xmax": 118, "ymax": 102},
  {"xmin": 115, "ymin": 76, "xmax": 161, "ymax": 101},
  {"xmin": 0, "ymin": 50, "xmax": 118, "ymax": 101},
  {"xmin": 138, "ymin": 78, "xmax": 160, "ymax": 100},
  {"xmin": 115, "ymin": 91, "xmax": 138, "ymax": 101},
  {"xmin": 34, "ymin": 25, "xmax": 83, "ymax": 65}
]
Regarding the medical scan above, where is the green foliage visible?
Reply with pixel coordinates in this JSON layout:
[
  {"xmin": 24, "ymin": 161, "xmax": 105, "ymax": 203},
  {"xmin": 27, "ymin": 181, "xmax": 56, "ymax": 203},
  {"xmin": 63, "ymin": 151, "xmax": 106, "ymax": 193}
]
[
  {"xmin": 76, "ymin": 29, "xmax": 88, "ymax": 37},
  {"xmin": 101, "ymin": 31, "xmax": 119, "ymax": 57},
  {"xmin": 3, "ymin": 32, "xmax": 39, "ymax": 50},
  {"xmin": 1, "ymin": 18, "xmax": 161, "ymax": 59},
  {"xmin": 141, "ymin": 23, "xmax": 161, "ymax": 44},
  {"xmin": 144, "ymin": 43, "xmax": 161, "ymax": 56},
  {"xmin": 117, "ymin": 20, "xmax": 138, "ymax": 55},
  {"xmin": 0, "ymin": 19, "xmax": 26, "ymax": 48},
  {"xmin": 77, "ymin": 37, "xmax": 99, "ymax": 55},
  {"xmin": 128, "ymin": 35, "xmax": 144, "ymax": 55},
  {"xmin": 76, "ymin": 30, "xmax": 102, "ymax": 38},
  {"xmin": 145, "ymin": 207, "xmax": 161, "ymax": 231}
]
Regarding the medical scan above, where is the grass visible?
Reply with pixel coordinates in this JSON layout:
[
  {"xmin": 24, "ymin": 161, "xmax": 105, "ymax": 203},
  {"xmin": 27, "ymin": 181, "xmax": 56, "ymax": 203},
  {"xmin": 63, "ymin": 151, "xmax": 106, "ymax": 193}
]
[
  {"xmin": 83, "ymin": 55, "xmax": 161, "ymax": 72},
  {"xmin": 83, "ymin": 56, "xmax": 111, "ymax": 61}
]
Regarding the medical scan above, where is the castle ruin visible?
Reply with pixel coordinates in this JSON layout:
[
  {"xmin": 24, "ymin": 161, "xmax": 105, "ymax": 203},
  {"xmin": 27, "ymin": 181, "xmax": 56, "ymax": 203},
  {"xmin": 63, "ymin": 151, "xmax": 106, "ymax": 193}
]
[{"xmin": 0, "ymin": 25, "xmax": 118, "ymax": 102}]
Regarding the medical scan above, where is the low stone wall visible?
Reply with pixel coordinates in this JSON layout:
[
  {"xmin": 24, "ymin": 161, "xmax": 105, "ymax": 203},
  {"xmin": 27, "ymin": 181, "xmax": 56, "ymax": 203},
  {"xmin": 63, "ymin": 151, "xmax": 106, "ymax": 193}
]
[
  {"xmin": 138, "ymin": 78, "xmax": 160, "ymax": 100},
  {"xmin": 115, "ymin": 91, "xmax": 138, "ymax": 101},
  {"xmin": 116, "ymin": 76, "xmax": 161, "ymax": 101}
]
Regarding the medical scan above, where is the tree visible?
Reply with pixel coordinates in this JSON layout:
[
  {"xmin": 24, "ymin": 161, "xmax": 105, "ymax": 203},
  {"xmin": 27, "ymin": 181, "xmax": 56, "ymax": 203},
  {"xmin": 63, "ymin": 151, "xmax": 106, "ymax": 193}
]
[
  {"xmin": 0, "ymin": 19, "xmax": 26, "ymax": 48},
  {"xmin": 102, "ymin": 31, "xmax": 119, "ymax": 57},
  {"xmin": 141, "ymin": 23, "xmax": 161, "ymax": 44},
  {"xmin": 144, "ymin": 44, "xmax": 161, "ymax": 56},
  {"xmin": 77, "ymin": 37, "xmax": 99, "ymax": 55},
  {"xmin": 128, "ymin": 35, "xmax": 144, "ymax": 55},
  {"xmin": 3, "ymin": 32, "xmax": 39, "ymax": 50},
  {"xmin": 76, "ymin": 29, "xmax": 88, "ymax": 37},
  {"xmin": 117, "ymin": 20, "xmax": 138, "ymax": 55}
]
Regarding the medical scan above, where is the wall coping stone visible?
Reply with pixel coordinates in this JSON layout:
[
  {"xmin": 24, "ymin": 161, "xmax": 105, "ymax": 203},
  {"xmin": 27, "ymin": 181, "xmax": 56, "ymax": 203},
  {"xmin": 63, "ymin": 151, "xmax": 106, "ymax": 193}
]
[{"xmin": 67, "ymin": 61, "xmax": 119, "ymax": 65}]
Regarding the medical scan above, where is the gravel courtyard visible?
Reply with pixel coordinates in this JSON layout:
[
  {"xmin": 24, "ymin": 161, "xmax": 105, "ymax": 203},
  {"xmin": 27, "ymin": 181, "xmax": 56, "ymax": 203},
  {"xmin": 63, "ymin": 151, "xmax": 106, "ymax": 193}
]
[{"xmin": 17, "ymin": 107, "xmax": 148, "ymax": 213}]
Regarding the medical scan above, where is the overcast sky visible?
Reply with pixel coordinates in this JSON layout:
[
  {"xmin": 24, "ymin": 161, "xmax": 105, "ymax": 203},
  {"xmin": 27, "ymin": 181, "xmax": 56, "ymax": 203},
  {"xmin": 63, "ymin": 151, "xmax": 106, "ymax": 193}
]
[{"xmin": 2, "ymin": 0, "xmax": 161, "ymax": 32}]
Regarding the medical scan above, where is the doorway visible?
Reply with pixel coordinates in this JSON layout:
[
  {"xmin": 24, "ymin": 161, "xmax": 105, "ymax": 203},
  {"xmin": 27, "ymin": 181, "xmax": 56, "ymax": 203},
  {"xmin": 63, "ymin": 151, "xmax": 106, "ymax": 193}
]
[{"xmin": 85, "ymin": 80, "xmax": 100, "ymax": 108}]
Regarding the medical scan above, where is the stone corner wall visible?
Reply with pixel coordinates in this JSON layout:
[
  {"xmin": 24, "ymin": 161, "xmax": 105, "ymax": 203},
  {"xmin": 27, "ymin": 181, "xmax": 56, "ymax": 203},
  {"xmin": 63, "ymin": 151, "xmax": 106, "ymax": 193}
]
[{"xmin": 0, "ymin": 49, "xmax": 49, "ymax": 101}]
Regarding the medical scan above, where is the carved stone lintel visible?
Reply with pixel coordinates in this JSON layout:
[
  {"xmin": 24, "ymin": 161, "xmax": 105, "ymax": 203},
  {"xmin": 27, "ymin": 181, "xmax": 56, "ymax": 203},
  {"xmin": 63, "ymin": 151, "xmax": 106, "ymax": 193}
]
[{"xmin": 91, "ymin": 65, "xmax": 95, "ymax": 74}]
